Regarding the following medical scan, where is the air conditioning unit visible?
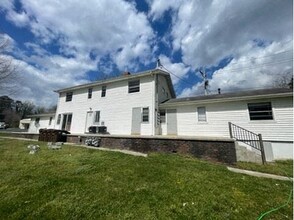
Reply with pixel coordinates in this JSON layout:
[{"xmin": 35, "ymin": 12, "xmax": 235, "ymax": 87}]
[{"xmin": 88, "ymin": 126, "xmax": 107, "ymax": 134}]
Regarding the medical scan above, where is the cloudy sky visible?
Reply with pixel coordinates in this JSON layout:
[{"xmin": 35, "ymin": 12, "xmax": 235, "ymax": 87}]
[{"xmin": 0, "ymin": 0, "xmax": 292, "ymax": 107}]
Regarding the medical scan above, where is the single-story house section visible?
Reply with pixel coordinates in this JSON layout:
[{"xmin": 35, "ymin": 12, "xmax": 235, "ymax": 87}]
[
  {"xmin": 27, "ymin": 113, "xmax": 55, "ymax": 133},
  {"xmin": 159, "ymin": 88, "xmax": 293, "ymax": 161},
  {"xmin": 19, "ymin": 118, "xmax": 31, "ymax": 130}
]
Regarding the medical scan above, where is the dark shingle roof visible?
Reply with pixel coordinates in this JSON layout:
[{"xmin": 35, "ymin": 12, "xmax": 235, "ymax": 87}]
[{"xmin": 162, "ymin": 88, "xmax": 293, "ymax": 105}]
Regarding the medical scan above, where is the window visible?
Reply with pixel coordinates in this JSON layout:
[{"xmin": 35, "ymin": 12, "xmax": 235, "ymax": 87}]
[
  {"xmin": 35, "ymin": 118, "xmax": 40, "ymax": 124},
  {"xmin": 248, "ymin": 102, "xmax": 273, "ymax": 120},
  {"xmin": 49, "ymin": 117, "xmax": 52, "ymax": 125},
  {"xmin": 95, "ymin": 111, "xmax": 100, "ymax": 123},
  {"xmin": 128, "ymin": 80, "xmax": 140, "ymax": 93},
  {"xmin": 66, "ymin": 92, "xmax": 73, "ymax": 102},
  {"xmin": 142, "ymin": 107, "xmax": 149, "ymax": 122},
  {"xmin": 88, "ymin": 88, "xmax": 93, "ymax": 99},
  {"xmin": 160, "ymin": 110, "xmax": 166, "ymax": 123},
  {"xmin": 197, "ymin": 107, "xmax": 207, "ymax": 122},
  {"xmin": 101, "ymin": 86, "xmax": 106, "ymax": 97},
  {"xmin": 57, "ymin": 114, "xmax": 61, "ymax": 125},
  {"xmin": 61, "ymin": 113, "xmax": 72, "ymax": 131}
]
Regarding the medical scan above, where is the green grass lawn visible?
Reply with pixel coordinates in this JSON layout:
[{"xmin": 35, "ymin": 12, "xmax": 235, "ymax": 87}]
[
  {"xmin": 0, "ymin": 138, "xmax": 293, "ymax": 219},
  {"xmin": 236, "ymin": 160, "xmax": 293, "ymax": 178}
]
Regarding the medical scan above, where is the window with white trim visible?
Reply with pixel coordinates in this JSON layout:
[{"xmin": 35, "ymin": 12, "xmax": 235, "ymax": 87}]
[
  {"xmin": 160, "ymin": 110, "xmax": 166, "ymax": 123},
  {"xmin": 248, "ymin": 102, "xmax": 273, "ymax": 120},
  {"xmin": 142, "ymin": 107, "xmax": 149, "ymax": 122},
  {"xmin": 49, "ymin": 117, "xmax": 52, "ymax": 125},
  {"xmin": 128, "ymin": 80, "xmax": 140, "ymax": 93},
  {"xmin": 66, "ymin": 92, "xmax": 73, "ymax": 102},
  {"xmin": 88, "ymin": 88, "xmax": 93, "ymax": 99},
  {"xmin": 57, "ymin": 114, "xmax": 61, "ymax": 125},
  {"xmin": 95, "ymin": 111, "xmax": 100, "ymax": 123},
  {"xmin": 197, "ymin": 107, "xmax": 207, "ymax": 122},
  {"xmin": 101, "ymin": 86, "xmax": 106, "ymax": 97}
]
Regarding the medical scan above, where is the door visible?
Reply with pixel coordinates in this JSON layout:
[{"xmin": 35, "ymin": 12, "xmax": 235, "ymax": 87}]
[
  {"xmin": 131, "ymin": 107, "xmax": 141, "ymax": 135},
  {"xmin": 85, "ymin": 111, "xmax": 93, "ymax": 132},
  {"xmin": 61, "ymin": 113, "xmax": 72, "ymax": 131},
  {"xmin": 167, "ymin": 109, "xmax": 177, "ymax": 135}
]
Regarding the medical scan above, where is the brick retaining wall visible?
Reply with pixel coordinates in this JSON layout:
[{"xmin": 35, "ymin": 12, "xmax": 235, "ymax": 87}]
[{"xmin": 67, "ymin": 135, "xmax": 236, "ymax": 164}]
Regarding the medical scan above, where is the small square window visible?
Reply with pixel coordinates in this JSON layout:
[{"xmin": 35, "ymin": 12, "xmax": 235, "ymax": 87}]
[
  {"xmin": 101, "ymin": 86, "xmax": 106, "ymax": 97},
  {"xmin": 88, "ymin": 88, "xmax": 93, "ymax": 99},
  {"xmin": 128, "ymin": 80, "xmax": 140, "ymax": 93},
  {"xmin": 66, "ymin": 92, "xmax": 73, "ymax": 102}
]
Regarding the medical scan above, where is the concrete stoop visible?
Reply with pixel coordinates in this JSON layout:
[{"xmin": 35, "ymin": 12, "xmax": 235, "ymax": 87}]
[{"xmin": 235, "ymin": 141, "xmax": 262, "ymax": 163}]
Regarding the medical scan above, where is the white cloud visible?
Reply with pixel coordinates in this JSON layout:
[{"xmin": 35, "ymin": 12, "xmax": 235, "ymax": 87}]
[
  {"xmin": 158, "ymin": 54, "xmax": 190, "ymax": 85},
  {"xmin": 179, "ymin": 40, "xmax": 293, "ymax": 97},
  {"xmin": 171, "ymin": 0, "xmax": 292, "ymax": 68}
]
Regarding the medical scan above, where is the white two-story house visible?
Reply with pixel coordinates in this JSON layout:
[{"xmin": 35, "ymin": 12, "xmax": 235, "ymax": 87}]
[{"xmin": 54, "ymin": 69, "xmax": 175, "ymax": 135}]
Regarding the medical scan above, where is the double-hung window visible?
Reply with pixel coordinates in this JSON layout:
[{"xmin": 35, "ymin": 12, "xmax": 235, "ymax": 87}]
[
  {"xmin": 101, "ymin": 86, "xmax": 106, "ymax": 97},
  {"xmin": 66, "ymin": 92, "xmax": 73, "ymax": 102},
  {"xmin": 88, "ymin": 88, "xmax": 93, "ymax": 99},
  {"xmin": 248, "ymin": 102, "xmax": 273, "ymax": 120},
  {"xmin": 128, "ymin": 80, "xmax": 140, "ymax": 93},
  {"xmin": 142, "ymin": 107, "xmax": 149, "ymax": 122},
  {"xmin": 197, "ymin": 107, "xmax": 207, "ymax": 122},
  {"xmin": 95, "ymin": 111, "xmax": 100, "ymax": 123}
]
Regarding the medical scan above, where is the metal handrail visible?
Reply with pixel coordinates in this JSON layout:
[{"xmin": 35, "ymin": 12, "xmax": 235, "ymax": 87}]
[{"xmin": 228, "ymin": 122, "xmax": 266, "ymax": 164}]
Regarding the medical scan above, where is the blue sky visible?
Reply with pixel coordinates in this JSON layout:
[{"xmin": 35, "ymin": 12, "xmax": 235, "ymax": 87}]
[{"xmin": 0, "ymin": 0, "xmax": 292, "ymax": 107}]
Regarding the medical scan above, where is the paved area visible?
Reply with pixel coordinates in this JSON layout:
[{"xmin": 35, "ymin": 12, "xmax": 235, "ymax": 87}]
[
  {"xmin": 81, "ymin": 145, "xmax": 148, "ymax": 157},
  {"xmin": 227, "ymin": 166, "xmax": 293, "ymax": 181}
]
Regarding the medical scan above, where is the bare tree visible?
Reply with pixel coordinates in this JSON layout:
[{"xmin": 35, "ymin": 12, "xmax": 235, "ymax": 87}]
[
  {"xmin": 273, "ymin": 72, "xmax": 293, "ymax": 89},
  {"xmin": 0, "ymin": 39, "xmax": 18, "ymax": 94}
]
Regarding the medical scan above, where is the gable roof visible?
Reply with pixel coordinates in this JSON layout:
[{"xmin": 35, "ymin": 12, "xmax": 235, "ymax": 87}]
[
  {"xmin": 160, "ymin": 88, "xmax": 293, "ymax": 107},
  {"xmin": 54, "ymin": 68, "xmax": 176, "ymax": 98}
]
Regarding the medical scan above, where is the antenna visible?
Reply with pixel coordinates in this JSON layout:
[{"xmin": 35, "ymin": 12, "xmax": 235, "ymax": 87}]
[
  {"xmin": 199, "ymin": 70, "xmax": 209, "ymax": 95},
  {"xmin": 156, "ymin": 59, "xmax": 163, "ymax": 69}
]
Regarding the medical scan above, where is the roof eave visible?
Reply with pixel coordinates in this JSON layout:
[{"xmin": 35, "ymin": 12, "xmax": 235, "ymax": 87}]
[{"xmin": 160, "ymin": 92, "xmax": 293, "ymax": 108}]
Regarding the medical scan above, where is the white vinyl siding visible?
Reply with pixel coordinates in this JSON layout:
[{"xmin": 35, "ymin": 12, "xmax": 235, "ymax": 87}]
[
  {"xmin": 55, "ymin": 75, "xmax": 154, "ymax": 135},
  {"xmin": 161, "ymin": 96, "xmax": 293, "ymax": 142}
]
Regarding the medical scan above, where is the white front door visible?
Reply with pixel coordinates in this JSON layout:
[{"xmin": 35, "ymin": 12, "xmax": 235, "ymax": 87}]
[
  {"xmin": 85, "ymin": 111, "xmax": 93, "ymax": 133},
  {"xmin": 167, "ymin": 109, "xmax": 177, "ymax": 135}
]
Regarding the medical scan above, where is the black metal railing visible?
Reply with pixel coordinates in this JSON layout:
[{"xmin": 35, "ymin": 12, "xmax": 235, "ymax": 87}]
[{"xmin": 228, "ymin": 122, "xmax": 266, "ymax": 164}]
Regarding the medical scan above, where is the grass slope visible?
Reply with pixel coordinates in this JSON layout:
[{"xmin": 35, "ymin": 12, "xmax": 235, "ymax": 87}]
[{"xmin": 0, "ymin": 138, "xmax": 292, "ymax": 219}]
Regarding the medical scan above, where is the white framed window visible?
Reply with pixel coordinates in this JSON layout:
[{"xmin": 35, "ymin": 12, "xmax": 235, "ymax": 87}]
[
  {"xmin": 128, "ymin": 80, "xmax": 140, "ymax": 93},
  {"xmin": 248, "ymin": 102, "xmax": 273, "ymax": 120},
  {"xmin": 197, "ymin": 107, "xmax": 207, "ymax": 122},
  {"xmin": 101, "ymin": 86, "xmax": 106, "ymax": 97},
  {"xmin": 57, "ymin": 114, "xmax": 61, "ymax": 125},
  {"xmin": 49, "ymin": 117, "xmax": 53, "ymax": 125},
  {"xmin": 142, "ymin": 107, "xmax": 149, "ymax": 122},
  {"xmin": 94, "ymin": 111, "xmax": 100, "ymax": 123},
  {"xmin": 160, "ymin": 110, "xmax": 166, "ymax": 123},
  {"xmin": 88, "ymin": 88, "xmax": 93, "ymax": 99},
  {"xmin": 66, "ymin": 92, "xmax": 73, "ymax": 102}
]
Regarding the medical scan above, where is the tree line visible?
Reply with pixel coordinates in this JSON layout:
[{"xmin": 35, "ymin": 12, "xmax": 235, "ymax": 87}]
[{"xmin": 0, "ymin": 96, "xmax": 56, "ymax": 127}]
